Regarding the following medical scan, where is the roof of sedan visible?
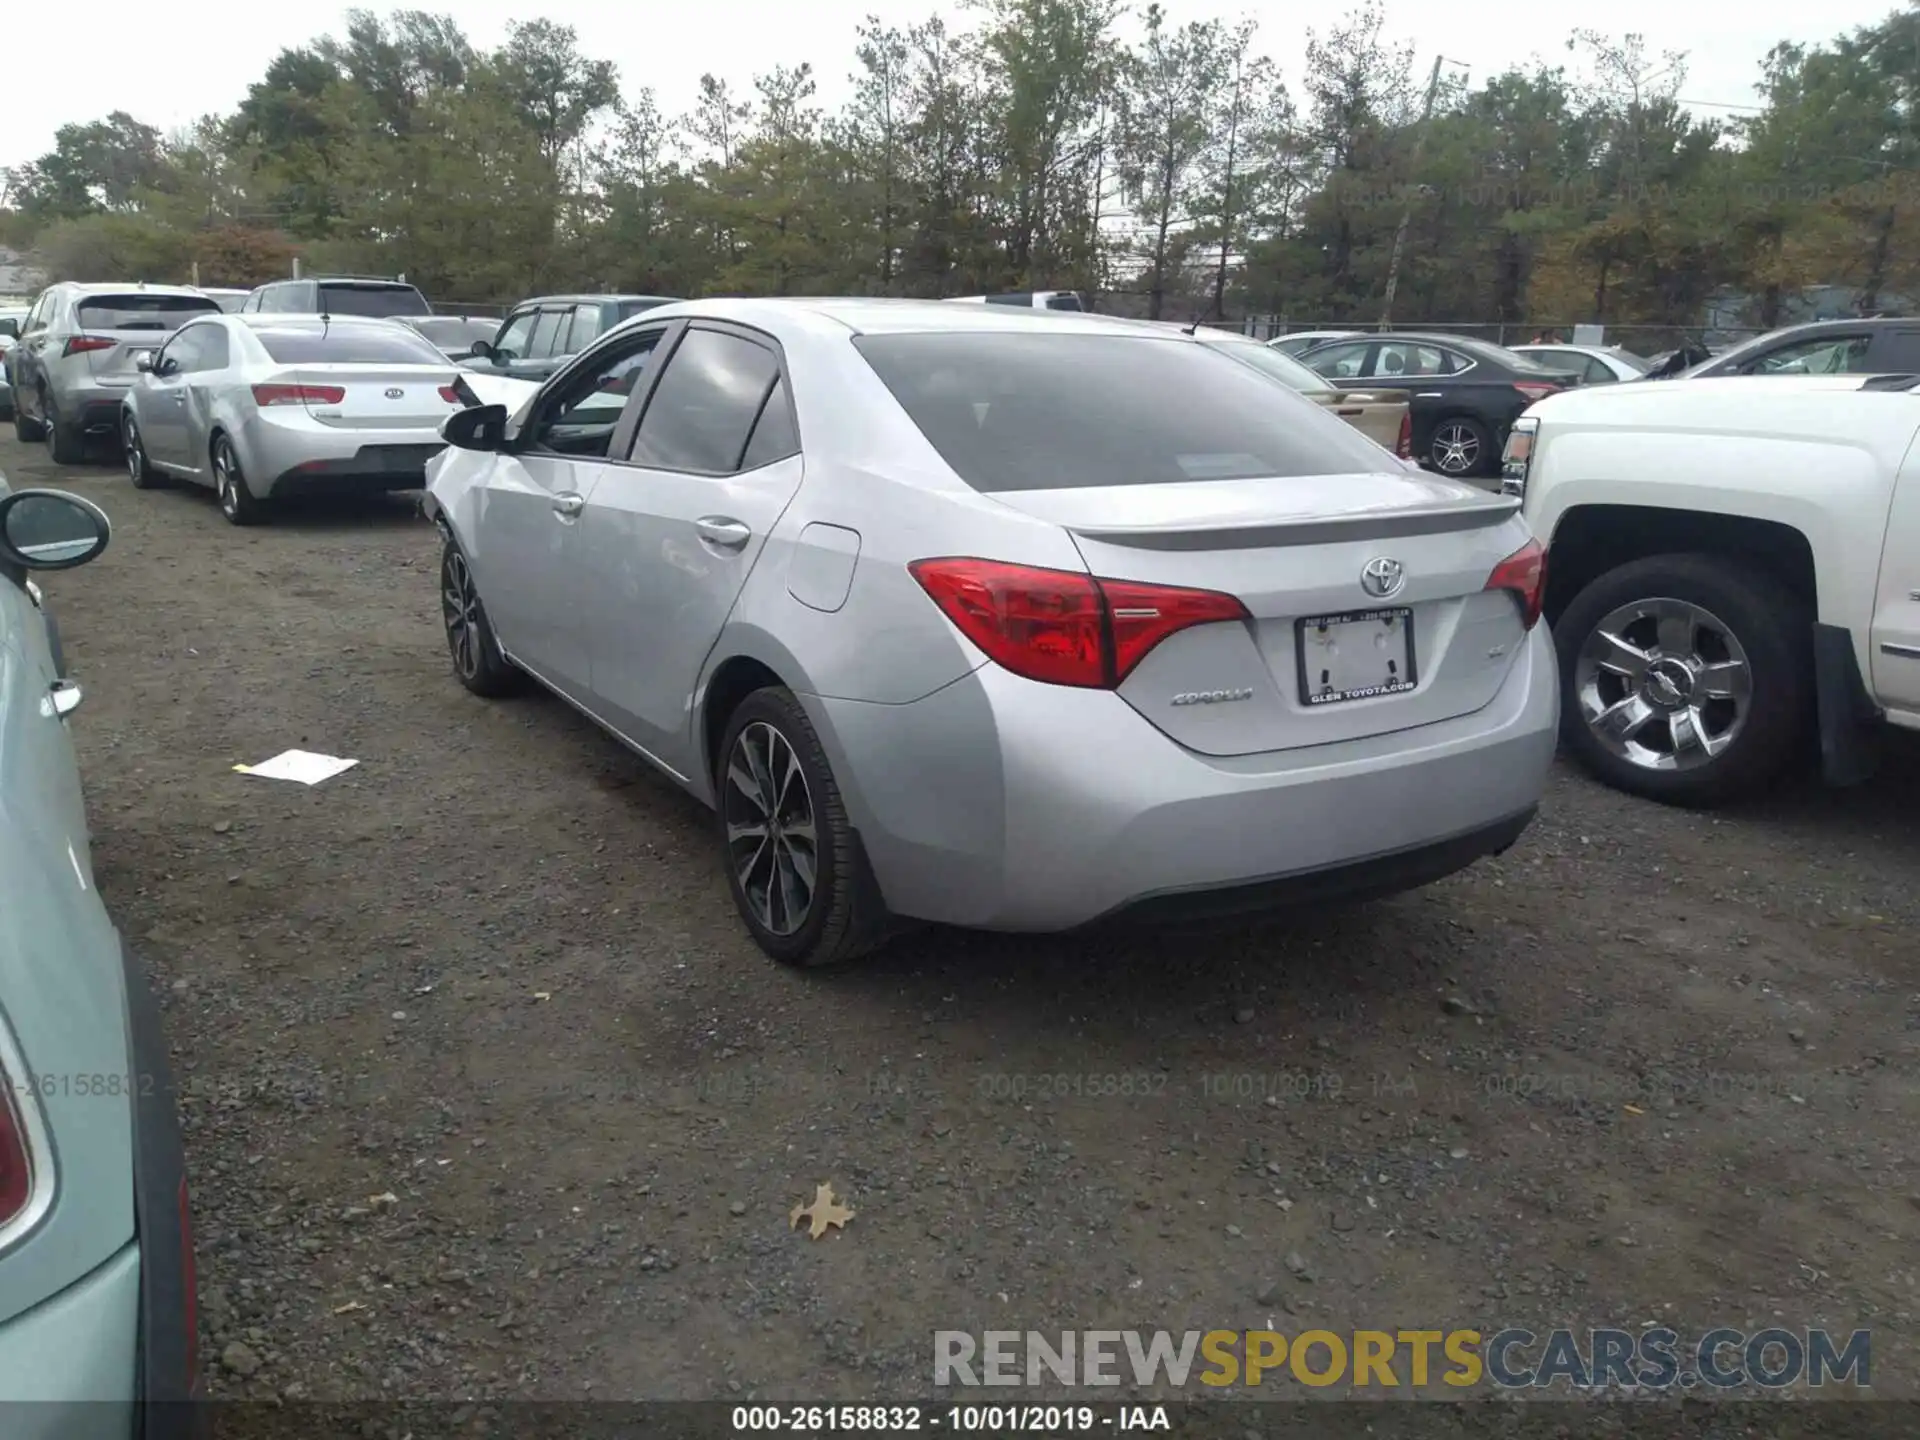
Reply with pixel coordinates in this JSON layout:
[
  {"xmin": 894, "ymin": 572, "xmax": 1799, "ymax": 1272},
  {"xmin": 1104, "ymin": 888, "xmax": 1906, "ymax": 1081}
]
[{"xmin": 635, "ymin": 296, "xmax": 1180, "ymax": 338}]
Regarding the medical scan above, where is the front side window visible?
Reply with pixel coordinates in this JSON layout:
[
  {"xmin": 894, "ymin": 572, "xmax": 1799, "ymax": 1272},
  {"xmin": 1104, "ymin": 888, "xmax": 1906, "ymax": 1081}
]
[
  {"xmin": 856, "ymin": 331, "xmax": 1393, "ymax": 493},
  {"xmin": 525, "ymin": 331, "xmax": 665, "ymax": 458},
  {"xmin": 629, "ymin": 328, "xmax": 781, "ymax": 474},
  {"xmin": 491, "ymin": 310, "xmax": 538, "ymax": 362}
]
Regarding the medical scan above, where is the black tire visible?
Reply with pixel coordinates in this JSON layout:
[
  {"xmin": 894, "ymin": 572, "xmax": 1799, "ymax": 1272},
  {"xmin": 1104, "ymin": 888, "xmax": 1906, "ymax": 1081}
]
[
  {"xmin": 45, "ymin": 390, "xmax": 85, "ymax": 465},
  {"xmin": 439, "ymin": 539, "xmax": 525, "ymax": 697},
  {"xmin": 11, "ymin": 398, "xmax": 42, "ymax": 442},
  {"xmin": 1427, "ymin": 414, "xmax": 1494, "ymax": 478},
  {"xmin": 716, "ymin": 686, "xmax": 890, "ymax": 967},
  {"xmin": 123, "ymin": 412, "xmax": 163, "ymax": 489},
  {"xmin": 1555, "ymin": 552, "xmax": 1811, "ymax": 807},
  {"xmin": 212, "ymin": 434, "xmax": 267, "ymax": 526}
]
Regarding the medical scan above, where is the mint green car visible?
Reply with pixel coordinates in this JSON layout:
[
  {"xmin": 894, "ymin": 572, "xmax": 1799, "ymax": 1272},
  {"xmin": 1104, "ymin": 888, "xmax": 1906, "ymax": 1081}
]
[{"xmin": 0, "ymin": 481, "xmax": 200, "ymax": 1434}]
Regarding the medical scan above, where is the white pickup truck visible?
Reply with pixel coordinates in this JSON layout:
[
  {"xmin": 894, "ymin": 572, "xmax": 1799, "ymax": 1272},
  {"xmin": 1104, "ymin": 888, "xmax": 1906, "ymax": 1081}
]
[{"xmin": 1501, "ymin": 373, "xmax": 1920, "ymax": 805}]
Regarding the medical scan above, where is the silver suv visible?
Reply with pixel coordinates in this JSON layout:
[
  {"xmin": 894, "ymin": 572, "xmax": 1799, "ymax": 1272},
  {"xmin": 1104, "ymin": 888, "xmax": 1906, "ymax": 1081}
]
[
  {"xmin": 238, "ymin": 275, "xmax": 431, "ymax": 319},
  {"xmin": 11, "ymin": 284, "xmax": 222, "ymax": 464}
]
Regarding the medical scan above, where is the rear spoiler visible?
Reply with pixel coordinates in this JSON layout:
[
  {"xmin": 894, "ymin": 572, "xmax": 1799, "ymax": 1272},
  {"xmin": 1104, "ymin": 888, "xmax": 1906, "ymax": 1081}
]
[{"xmin": 1068, "ymin": 494, "xmax": 1521, "ymax": 551}]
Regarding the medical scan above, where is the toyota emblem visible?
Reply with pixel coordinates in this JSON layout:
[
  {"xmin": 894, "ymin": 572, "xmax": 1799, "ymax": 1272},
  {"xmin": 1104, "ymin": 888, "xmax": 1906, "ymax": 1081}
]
[
  {"xmin": 385, "ymin": 387, "xmax": 405, "ymax": 399},
  {"xmin": 1360, "ymin": 557, "xmax": 1405, "ymax": 598}
]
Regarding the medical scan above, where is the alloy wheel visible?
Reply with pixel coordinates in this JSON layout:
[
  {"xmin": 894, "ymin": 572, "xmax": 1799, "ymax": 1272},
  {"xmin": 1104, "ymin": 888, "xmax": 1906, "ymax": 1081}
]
[
  {"xmin": 723, "ymin": 721, "xmax": 818, "ymax": 937},
  {"xmin": 1573, "ymin": 596, "xmax": 1753, "ymax": 772},
  {"xmin": 1430, "ymin": 422, "xmax": 1480, "ymax": 474},
  {"xmin": 442, "ymin": 550, "xmax": 481, "ymax": 680},
  {"xmin": 124, "ymin": 417, "xmax": 143, "ymax": 480},
  {"xmin": 214, "ymin": 443, "xmax": 238, "ymax": 517}
]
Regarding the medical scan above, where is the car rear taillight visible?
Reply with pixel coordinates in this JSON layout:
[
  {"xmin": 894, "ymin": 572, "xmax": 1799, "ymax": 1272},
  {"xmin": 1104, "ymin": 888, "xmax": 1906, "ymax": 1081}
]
[
  {"xmin": 438, "ymin": 384, "xmax": 461, "ymax": 403},
  {"xmin": 1484, "ymin": 538, "xmax": 1546, "ymax": 630},
  {"xmin": 0, "ymin": 1085, "xmax": 34, "ymax": 1225},
  {"xmin": 252, "ymin": 383, "xmax": 345, "ymax": 406},
  {"xmin": 1512, "ymin": 381, "xmax": 1559, "ymax": 403},
  {"xmin": 63, "ymin": 335, "xmax": 116, "ymax": 357},
  {"xmin": 908, "ymin": 557, "xmax": 1250, "ymax": 688},
  {"xmin": 1395, "ymin": 410, "xmax": 1412, "ymax": 459}
]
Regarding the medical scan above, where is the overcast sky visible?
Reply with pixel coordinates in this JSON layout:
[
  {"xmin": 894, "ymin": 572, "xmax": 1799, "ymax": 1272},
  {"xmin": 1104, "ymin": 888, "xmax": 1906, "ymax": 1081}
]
[{"xmin": 3, "ymin": 0, "xmax": 1902, "ymax": 171}]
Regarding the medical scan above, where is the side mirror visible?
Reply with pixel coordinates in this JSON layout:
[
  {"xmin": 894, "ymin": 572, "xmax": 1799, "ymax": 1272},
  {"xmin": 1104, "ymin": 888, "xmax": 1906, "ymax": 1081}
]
[
  {"xmin": 0, "ymin": 489, "xmax": 111, "ymax": 571},
  {"xmin": 442, "ymin": 403, "xmax": 508, "ymax": 452},
  {"xmin": 135, "ymin": 352, "xmax": 155, "ymax": 373},
  {"xmin": 468, "ymin": 340, "xmax": 494, "ymax": 360}
]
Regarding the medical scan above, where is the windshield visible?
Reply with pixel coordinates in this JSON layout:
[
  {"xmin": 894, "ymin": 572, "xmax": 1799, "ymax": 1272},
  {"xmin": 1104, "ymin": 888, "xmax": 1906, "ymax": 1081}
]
[
  {"xmin": 1207, "ymin": 338, "xmax": 1336, "ymax": 395},
  {"xmin": 404, "ymin": 317, "xmax": 497, "ymax": 349},
  {"xmin": 318, "ymin": 283, "xmax": 431, "ymax": 319},
  {"xmin": 255, "ymin": 327, "xmax": 449, "ymax": 365},
  {"xmin": 76, "ymin": 294, "xmax": 220, "ymax": 332},
  {"xmin": 855, "ymin": 331, "xmax": 1391, "ymax": 493}
]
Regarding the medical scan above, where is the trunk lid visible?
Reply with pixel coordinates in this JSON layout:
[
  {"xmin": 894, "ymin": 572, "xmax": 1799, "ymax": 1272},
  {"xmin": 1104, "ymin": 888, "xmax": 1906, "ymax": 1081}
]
[
  {"xmin": 285, "ymin": 365, "xmax": 459, "ymax": 429},
  {"xmin": 993, "ymin": 472, "xmax": 1534, "ymax": 756}
]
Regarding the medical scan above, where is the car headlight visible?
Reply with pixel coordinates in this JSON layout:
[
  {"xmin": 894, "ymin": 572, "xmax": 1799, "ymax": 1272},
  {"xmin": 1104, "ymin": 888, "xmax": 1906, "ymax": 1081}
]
[{"xmin": 1501, "ymin": 417, "xmax": 1538, "ymax": 498}]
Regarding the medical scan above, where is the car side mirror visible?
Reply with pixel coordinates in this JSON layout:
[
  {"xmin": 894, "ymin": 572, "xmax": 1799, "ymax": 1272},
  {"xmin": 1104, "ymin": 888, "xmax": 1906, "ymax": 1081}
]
[
  {"xmin": 468, "ymin": 340, "xmax": 493, "ymax": 360},
  {"xmin": 0, "ymin": 489, "xmax": 111, "ymax": 571},
  {"xmin": 442, "ymin": 403, "xmax": 508, "ymax": 452},
  {"xmin": 135, "ymin": 352, "xmax": 155, "ymax": 373}
]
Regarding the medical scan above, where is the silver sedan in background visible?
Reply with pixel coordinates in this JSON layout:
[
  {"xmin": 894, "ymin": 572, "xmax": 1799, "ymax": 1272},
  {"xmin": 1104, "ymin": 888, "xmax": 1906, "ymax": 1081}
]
[
  {"xmin": 121, "ymin": 314, "xmax": 464, "ymax": 525},
  {"xmin": 425, "ymin": 298, "xmax": 1557, "ymax": 967}
]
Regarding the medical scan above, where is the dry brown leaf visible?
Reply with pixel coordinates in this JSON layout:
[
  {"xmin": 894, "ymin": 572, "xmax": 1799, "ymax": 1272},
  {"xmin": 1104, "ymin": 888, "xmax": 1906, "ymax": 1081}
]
[{"xmin": 790, "ymin": 1182, "xmax": 855, "ymax": 1240}]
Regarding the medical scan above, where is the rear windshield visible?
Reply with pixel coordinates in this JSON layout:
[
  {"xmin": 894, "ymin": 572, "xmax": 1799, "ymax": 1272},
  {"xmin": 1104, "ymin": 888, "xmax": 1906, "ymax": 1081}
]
[
  {"xmin": 317, "ymin": 283, "xmax": 431, "ymax": 318},
  {"xmin": 1044, "ymin": 293, "xmax": 1085, "ymax": 311},
  {"xmin": 1450, "ymin": 335, "xmax": 1556, "ymax": 373},
  {"xmin": 617, "ymin": 298, "xmax": 675, "ymax": 319},
  {"xmin": 255, "ymin": 328, "xmax": 448, "ymax": 365},
  {"xmin": 855, "ymin": 332, "xmax": 1390, "ymax": 492},
  {"xmin": 76, "ymin": 295, "xmax": 219, "ymax": 331},
  {"xmin": 404, "ymin": 317, "xmax": 495, "ymax": 349}
]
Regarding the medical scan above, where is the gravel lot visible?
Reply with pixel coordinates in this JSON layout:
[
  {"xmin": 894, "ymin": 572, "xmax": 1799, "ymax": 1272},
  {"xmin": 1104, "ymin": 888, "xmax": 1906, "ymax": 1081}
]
[{"xmin": 7, "ymin": 430, "xmax": 1918, "ymax": 1408}]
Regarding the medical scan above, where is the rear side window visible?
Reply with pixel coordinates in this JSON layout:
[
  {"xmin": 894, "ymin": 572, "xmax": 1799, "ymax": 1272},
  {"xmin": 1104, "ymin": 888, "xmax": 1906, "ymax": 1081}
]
[
  {"xmin": 1044, "ymin": 293, "xmax": 1084, "ymax": 311},
  {"xmin": 76, "ymin": 295, "xmax": 219, "ymax": 331},
  {"xmin": 739, "ymin": 377, "xmax": 799, "ymax": 469},
  {"xmin": 855, "ymin": 332, "xmax": 1390, "ymax": 492},
  {"xmin": 254, "ymin": 328, "xmax": 447, "ymax": 365},
  {"xmin": 630, "ymin": 328, "xmax": 781, "ymax": 474},
  {"xmin": 317, "ymin": 283, "xmax": 429, "ymax": 319},
  {"xmin": 566, "ymin": 304, "xmax": 606, "ymax": 350}
]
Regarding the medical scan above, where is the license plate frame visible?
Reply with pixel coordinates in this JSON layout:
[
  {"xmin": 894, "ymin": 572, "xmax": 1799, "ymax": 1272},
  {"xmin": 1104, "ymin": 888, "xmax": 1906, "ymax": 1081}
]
[{"xmin": 1296, "ymin": 606, "xmax": 1417, "ymax": 706}]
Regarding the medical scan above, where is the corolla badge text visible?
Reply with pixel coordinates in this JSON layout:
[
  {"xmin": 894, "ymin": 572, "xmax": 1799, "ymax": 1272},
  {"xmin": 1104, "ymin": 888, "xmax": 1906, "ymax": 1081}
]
[{"xmin": 1170, "ymin": 688, "xmax": 1255, "ymax": 707}]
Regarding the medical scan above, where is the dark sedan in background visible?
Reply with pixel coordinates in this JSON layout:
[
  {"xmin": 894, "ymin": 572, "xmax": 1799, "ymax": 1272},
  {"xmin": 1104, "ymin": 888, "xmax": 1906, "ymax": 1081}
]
[
  {"xmin": 460, "ymin": 293, "xmax": 679, "ymax": 382},
  {"xmin": 1297, "ymin": 332, "xmax": 1579, "ymax": 480},
  {"xmin": 1674, "ymin": 316, "xmax": 1920, "ymax": 378}
]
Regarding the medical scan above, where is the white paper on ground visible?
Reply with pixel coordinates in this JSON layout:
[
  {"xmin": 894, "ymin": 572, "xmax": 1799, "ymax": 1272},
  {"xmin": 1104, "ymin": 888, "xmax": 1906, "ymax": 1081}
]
[{"xmin": 233, "ymin": 750, "xmax": 359, "ymax": 785}]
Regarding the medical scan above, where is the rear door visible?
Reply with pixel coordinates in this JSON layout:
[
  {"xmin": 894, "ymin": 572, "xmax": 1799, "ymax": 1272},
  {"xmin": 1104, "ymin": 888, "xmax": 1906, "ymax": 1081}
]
[
  {"xmin": 1866, "ymin": 327, "xmax": 1920, "ymax": 374},
  {"xmin": 577, "ymin": 322, "xmax": 801, "ymax": 771},
  {"xmin": 859, "ymin": 328, "xmax": 1534, "ymax": 758}
]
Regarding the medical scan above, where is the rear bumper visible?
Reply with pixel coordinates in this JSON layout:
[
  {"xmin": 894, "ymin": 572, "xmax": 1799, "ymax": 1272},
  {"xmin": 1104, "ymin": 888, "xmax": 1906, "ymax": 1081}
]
[
  {"xmin": 235, "ymin": 414, "xmax": 443, "ymax": 496},
  {"xmin": 62, "ymin": 382, "xmax": 137, "ymax": 434},
  {"xmin": 814, "ymin": 624, "xmax": 1558, "ymax": 931}
]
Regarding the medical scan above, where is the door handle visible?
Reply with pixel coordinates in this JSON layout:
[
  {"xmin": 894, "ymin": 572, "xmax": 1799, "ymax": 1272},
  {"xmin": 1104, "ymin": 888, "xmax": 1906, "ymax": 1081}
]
[
  {"xmin": 1415, "ymin": 392, "xmax": 1442, "ymax": 399},
  {"xmin": 551, "ymin": 493, "xmax": 584, "ymax": 518},
  {"xmin": 1336, "ymin": 407, "xmax": 1364, "ymax": 417},
  {"xmin": 695, "ymin": 516, "xmax": 751, "ymax": 550},
  {"xmin": 42, "ymin": 680, "xmax": 82, "ymax": 720}
]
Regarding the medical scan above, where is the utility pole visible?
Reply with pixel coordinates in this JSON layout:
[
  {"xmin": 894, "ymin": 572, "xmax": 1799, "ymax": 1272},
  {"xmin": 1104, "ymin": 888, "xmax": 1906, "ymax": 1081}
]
[{"xmin": 1379, "ymin": 55, "xmax": 1461, "ymax": 330}]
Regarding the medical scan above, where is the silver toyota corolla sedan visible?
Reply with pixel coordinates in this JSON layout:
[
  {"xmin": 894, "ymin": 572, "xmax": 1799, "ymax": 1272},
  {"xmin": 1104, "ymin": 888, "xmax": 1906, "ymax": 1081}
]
[
  {"xmin": 120, "ymin": 314, "xmax": 463, "ymax": 524},
  {"xmin": 423, "ymin": 298, "xmax": 1558, "ymax": 966}
]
